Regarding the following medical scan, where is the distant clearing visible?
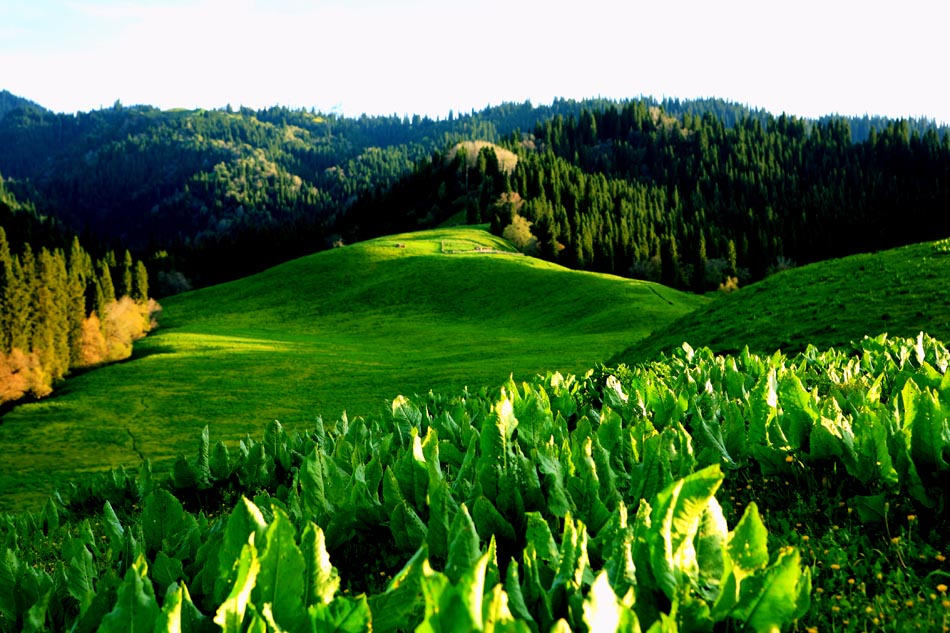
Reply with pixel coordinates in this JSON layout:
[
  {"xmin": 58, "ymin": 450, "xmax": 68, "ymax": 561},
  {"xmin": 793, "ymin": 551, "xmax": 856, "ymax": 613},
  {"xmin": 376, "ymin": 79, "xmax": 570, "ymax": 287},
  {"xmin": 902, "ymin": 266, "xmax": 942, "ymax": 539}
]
[{"xmin": 446, "ymin": 141, "xmax": 518, "ymax": 174}]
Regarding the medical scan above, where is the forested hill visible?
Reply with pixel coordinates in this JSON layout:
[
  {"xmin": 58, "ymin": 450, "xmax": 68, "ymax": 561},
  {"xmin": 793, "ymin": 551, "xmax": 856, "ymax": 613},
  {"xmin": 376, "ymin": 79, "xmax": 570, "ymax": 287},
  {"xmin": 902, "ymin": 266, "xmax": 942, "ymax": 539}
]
[
  {"xmin": 0, "ymin": 173, "xmax": 70, "ymax": 253},
  {"xmin": 0, "ymin": 90, "xmax": 47, "ymax": 122},
  {"xmin": 1, "ymin": 91, "xmax": 949, "ymax": 292},
  {"xmin": 346, "ymin": 103, "xmax": 950, "ymax": 291},
  {"xmin": 0, "ymin": 96, "xmax": 627, "ymax": 289}
]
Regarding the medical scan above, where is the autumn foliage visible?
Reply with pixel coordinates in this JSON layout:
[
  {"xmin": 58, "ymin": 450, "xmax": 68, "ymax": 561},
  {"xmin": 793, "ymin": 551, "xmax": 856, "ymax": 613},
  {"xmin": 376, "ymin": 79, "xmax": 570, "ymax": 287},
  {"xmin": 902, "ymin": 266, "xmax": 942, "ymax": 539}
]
[
  {"xmin": 77, "ymin": 297, "xmax": 161, "ymax": 368},
  {"xmin": 0, "ymin": 227, "xmax": 158, "ymax": 405},
  {"xmin": 0, "ymin": 348, "xmax": 50, "ymax": 402}
]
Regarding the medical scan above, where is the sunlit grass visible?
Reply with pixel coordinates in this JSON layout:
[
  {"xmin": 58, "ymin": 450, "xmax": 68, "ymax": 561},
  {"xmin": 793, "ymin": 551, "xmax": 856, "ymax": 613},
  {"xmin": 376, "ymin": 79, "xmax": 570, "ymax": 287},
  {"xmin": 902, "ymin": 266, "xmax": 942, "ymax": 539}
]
[{"xmin": 0, "ymin": 227, "xmax": 704, "ymax": 511}]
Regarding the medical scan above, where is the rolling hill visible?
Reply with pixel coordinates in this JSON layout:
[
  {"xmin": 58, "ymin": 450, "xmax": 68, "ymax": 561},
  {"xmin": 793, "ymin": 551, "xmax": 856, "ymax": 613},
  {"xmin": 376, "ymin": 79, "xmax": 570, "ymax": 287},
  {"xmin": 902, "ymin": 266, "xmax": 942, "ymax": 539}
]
[
  {"xmin": 612, "ymin": 236, "xmax": 950, "ymax": 365},
  {"xmin": 0, "ymin": 227, "xmax": 705, "ymax": 511}
]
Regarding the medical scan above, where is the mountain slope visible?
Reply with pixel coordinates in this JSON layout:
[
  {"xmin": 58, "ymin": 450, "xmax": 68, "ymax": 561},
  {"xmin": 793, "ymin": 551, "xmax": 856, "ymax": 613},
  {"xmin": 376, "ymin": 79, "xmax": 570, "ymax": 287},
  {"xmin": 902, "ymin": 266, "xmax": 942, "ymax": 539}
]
[
  {"xmin": 0, "ymin": 90, "xmax": 47, "ymax": 121},
  {"xmin": 0, "ymin": 227, "xmax": 705, "ymax": 510},
  {"xmin": 612, "ymin": 237, "xmax": 950, "ymax": 364}
]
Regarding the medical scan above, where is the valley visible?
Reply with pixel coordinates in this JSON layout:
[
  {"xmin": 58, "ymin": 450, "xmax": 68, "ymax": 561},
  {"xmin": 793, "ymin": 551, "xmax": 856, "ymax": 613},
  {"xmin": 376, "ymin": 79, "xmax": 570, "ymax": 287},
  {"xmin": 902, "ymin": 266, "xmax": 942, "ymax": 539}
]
[{"xmin": 0, "ymin": 227, "xmax": 703, "ymax": 511}]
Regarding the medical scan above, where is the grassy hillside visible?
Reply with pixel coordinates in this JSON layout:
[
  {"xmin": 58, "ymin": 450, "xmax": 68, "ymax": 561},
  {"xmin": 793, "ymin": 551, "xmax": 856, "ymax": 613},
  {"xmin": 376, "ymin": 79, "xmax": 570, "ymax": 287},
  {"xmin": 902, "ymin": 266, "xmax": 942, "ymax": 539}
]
[
  {"xmin": 0, "ymin": 227, "xmax": 704, "ymax": 511},
  {"xmin": 613, "ymin": 236, "xmax": 950, "ymax": 365}
]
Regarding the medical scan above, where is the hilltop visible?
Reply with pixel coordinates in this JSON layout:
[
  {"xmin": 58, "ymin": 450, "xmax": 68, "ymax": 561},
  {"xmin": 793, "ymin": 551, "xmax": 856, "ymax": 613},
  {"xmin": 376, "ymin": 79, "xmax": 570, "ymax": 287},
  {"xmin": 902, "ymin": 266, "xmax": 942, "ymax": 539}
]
[
  {"xmin": 612, "ymin": 236, "xmax": 950, "ymax": 364},
  {"xmin": 0, "ymin": 227, "xmax": 704, "ymax": 510}
]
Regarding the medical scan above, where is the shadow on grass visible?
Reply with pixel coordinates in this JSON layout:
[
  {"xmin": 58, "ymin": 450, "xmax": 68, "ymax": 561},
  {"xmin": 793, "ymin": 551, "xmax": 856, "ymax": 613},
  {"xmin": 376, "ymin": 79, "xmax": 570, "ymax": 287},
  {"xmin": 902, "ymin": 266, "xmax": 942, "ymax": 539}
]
[
  {"xmin": 128, "ymin": 343, "xmax": 177, "ymax": 362},
  {"xmin": 0, "ymin": 344, "xmax": 177, "ymax": 422}
]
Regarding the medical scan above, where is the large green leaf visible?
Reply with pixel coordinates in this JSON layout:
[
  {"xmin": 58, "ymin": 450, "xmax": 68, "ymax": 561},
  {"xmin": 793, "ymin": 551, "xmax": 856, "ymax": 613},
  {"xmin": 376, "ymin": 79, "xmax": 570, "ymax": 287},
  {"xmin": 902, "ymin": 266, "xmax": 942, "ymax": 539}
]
[
  {"xmin": 216, "ymin": 497, "xmax": 267, "ymax": 604},
  {"xmin": 252, "ymin": 506, "xmax": 307, "ymax": 632},
  {"xmin": 391, "ymin": 500, "xmax": 428, "ymax": 552},
  {"xmin": 484, "ymin": 584, "xmax": 535, "ymax": 633},
  {"xmin": 263, "ymin": 419, "xmax": 292, "ymax": 472},
  {"xmin": 155, "ymin": 582, "xmax": 207, "ymax": 633},
  {"xmin": 392, "ymin": 394, "xmax": 424, "ymax": 446},
  {"xmin": 903, "ymin": 378, "xmax": 950, "ymax": 473},
  {"xmin": 141, "ymin": 488, "xmax": 187, "ymax": 555},
  {"xmin": 309, "ymin": 594, "xmax": 372, "ymax": 632},
  {"xmin": 693, "ymin": 401, "xmax": 738, "ymax": 470},
  {"xmin": 694, "ymin": 498, "xmax": 727, "ymax": 602},
  {"xmin": 63, "ymin": 539, "xmax": 96, "ymax": 615},
  {"xmin": 301, "ymin": 522, "xmax": 340, "ymax": 607},
  {"xmin": 565, "ymin": 435, "xmax": 613, "ymax": 534},
  {"xmin": 194, "ymin": 425, "xmax": 213, "ymax": 489},
  {"xmin": 549, "ymin": 513, "xmax": 592, "ymax": 616},
  {"xmin": 592, "ymin": 502, "xmax": 637, "ymax": 604},
  {"xmin": 417, "ymin": 563, "xmax": 472, "ymax": 633},
  {"xmin": 452, "ymin": 435, "xmax": 480, "ymax": 500},
  {"xmin": 393, "ymin": 428, "xmax": 429, "ymax": 513},
  {"xmin": 300, "ymin": 447, "xmax": 332, "ymax": 524},
  {"xmin": 155, "ymin": 583, "xmax": 184, "ymax": 633},
  {"xmin": 22, "ymin": 589, "xmax": 51, "ymax": 633},
  {"xmin": 427, "ymin": 474, "xmax": 454, "ymax": 563},
  {"xmin": 855, "ymin": 409, "xmax": 900, "ymax": 487},
  {"xmin": 239, "ymin": 441, "xmax": 274, "ymax": 491},
  {"xmin": 445, "ymin": 504, "xmax": 480, "ymax": 584},
  {"xmin": 472, "ymin": 496, "xmax": 516, "ymax": 546},
  {"xmin": 367, "ymin": 545, "xmax": 427, "ymax": 633},
  {"xmin": 210, "ymin": 440, "xmax": 233, "ymax": 481},
  {"xmin": 151, "ymin": 551, "xmax": 184, "ymax": 596},
  {"xmin": 726, "ymin": 547, "xmax": 810, "ymax": 632},
  {"xmin": 214, "ymin": 539, "xmax": 260, "ymax": 632},
  {"xmin": 102, "ymin": 501, "xmax": 126, "ymax": 558},
  {"xmin": 748, "ymin": 368, "xmax": 778, "ymax": 449},
  {"xmin": 776, "ymin": 372, "xmax": 818, "ymax": 451},
  {"xmin": 477, "ymin": 393, "xmax": 518, "ymax": 499},
  {"xmin": 524, "ymin": 512, "xmax": 558, "ymax": 586},
  {"xmin": 722, "ymin": 400, "xmax": 749, "ymax": 466},
  {"xmin": 647, "ymin": 464, "xmax": 723, "ymax": 601},
  {"xmin": 417, "ymin": 547, "xmax": 493, "ymax": 633},
  {"xmin": 582, "ymin": 571, "xmax": 639, "ymax": 633},
  {"xmin": 42, "ymin": 497, "xmax": 59, "ymax": 533},
  {"xmin": 520, "ymin": 543, "xmax": 555, "ymax": 632},
  {"xmin": 533, "ymin": 439, "xmax": 573, "ymax": 518},
  {"xmin": 711, "ymin": 502, "xmax": 769, "ymax": 620},
  {"xmin": 98, "ymin": 554, "xmax": 161, "ymax": 633},
  {"xmin": 503, "ymin": 561, "xmax": 538, "ymax": 633},
  {"xmin": 511, "ymin": 381, "xmax": 554, "ymax": 449},
  {"xmin": 597, "ymin": 406, "xmax": 631, "ymax": 476}
]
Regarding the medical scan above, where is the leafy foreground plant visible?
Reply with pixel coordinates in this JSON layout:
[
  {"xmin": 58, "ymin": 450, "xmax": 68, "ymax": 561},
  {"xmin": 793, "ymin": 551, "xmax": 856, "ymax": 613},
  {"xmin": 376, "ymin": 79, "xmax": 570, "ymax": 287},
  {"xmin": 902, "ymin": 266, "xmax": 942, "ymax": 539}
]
[
  {"xmin": 0, "ymin": 377, "xmax": 813, "ymax": 631},
  {"xmin": 0, "ymin": 468, "xmax": 808, "ymax": 632},
  {"xmin": 3, "ymin": 332, "xmax": 949, "ymax": 631}
]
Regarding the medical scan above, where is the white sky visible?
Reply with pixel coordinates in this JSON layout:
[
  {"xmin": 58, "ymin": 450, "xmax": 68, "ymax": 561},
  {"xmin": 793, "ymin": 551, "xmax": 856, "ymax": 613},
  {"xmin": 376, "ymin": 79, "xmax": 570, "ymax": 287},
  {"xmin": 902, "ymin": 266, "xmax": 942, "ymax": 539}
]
[{"xmin": 2, "ymin": 0, "xmax": 948, "ymax": 123}]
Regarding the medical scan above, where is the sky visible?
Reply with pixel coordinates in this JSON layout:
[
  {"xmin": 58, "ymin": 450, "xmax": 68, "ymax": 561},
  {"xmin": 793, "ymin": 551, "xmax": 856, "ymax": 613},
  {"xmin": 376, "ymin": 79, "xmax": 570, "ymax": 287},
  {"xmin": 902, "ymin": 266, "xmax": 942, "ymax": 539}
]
[{"xmin": 2, "ymin": 0, "xmax": 949, "ymax": 123}]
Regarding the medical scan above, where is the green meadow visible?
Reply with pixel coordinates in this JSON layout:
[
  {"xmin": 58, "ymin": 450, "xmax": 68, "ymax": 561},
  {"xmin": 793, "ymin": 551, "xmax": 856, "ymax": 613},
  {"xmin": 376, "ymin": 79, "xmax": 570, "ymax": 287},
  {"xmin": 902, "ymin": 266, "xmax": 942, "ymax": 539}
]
[
  {"xmin": 614, "ymin": 236, "xmax": 950, "ymax": 364},
  {"xmin": 0, "ymin": 227, "xmax": 704, "ymax": 511}
]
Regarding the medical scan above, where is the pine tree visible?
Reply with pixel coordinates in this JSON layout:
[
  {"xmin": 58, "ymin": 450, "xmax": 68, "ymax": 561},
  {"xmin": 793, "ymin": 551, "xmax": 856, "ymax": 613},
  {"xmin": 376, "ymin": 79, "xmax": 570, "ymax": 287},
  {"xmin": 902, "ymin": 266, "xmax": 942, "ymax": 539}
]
[
  {"xmin": 726, "ymin": 238, "xmax": 738, "ymax": 275},
  {"xmin": 121, "ymin": 250, "xmax": 134, "ymax": 298},
  {"xmin": 33, "ymin": 249, "xmax": 70, "ymax": 381},
  {"xmin": 660, "ymin": 234, "xmax": 680, "ymax": 288},
  {"xmin": 10, "ymin": 245, "xmax": 36, "ymax": 352},
  {"xmin": 694, "ymin": 232, "xmax": 708, "ymax": 292},
  {"xmin": 97, "ymin": 260, "xmax": 116, "ymax": 312},
  {"xmin": 133, "ymin": 260, "xmax": 149, "ymax": 303},
  {"xmin": 0, "ymin": 227, "xmax": 12, "ymax": 352},
  {"xmin": 66, "ymin": 238, "xmax": 90, "ymax": 365}
]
